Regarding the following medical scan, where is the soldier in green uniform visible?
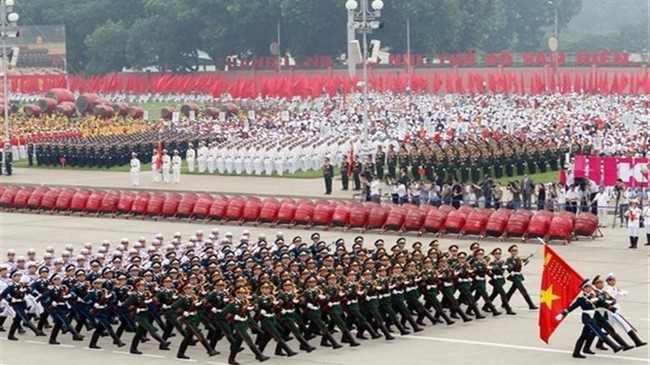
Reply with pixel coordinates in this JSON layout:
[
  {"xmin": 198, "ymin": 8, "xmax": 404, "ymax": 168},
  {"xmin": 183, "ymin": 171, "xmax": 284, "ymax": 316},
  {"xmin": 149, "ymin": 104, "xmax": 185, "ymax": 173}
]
[
  {"xmin": 123, "ymin": 280, "xmax": 171, "ymax": 355},
  {"xmin": 375, "ymin": 145, "xmax": 385, "ymax": 180},
  {"xmin": 276, "ymin": 280, "xmax": 316, "ymax": 352},
  {"xmin": 437, "ymin": 256, "xmax": 472, "ymax": 322},
  {"xmin": 322, "ymin": 157, "xmax": 334, "ymax": 195},
  {"xmin": 322, "ymin": 273, "xmax": 360, "ymax": 346},
  {"xmin": 357, "ymin": 268, "xmax": 396, "ymax": 339},
  {"xmin": 387, "ymin": 145, "xmax": 398, "ymax": 179},
  {"xmin": 403, "ymin": 261, "xmax": 437, "ymax": 325},
  {"xmin": 469, "ymin": 249, "xmax": 502, "ymax": 316},
  {"xmin": 203, "ymin": 280, "xmax": 239, "ymax": 352},
  {"xmin": 158, "ymin": 276, "xmax": 186, "ymax": 341},
  {"xmin": 254, "ymin": 282, "xmax": 297, "ymax": 357},
  {"xmin": 363, "ymin": 155, "xmax": 374, "ymax": 181},
  {"xmin": 410, "ymin": 146, "xmax": 422, "ymax": 181},
  {"xmin": 340, "ymin": 155, "xmax": 350, "ymax": 190},
  {"xmin": 453, "ymin": 252, "xmax": 485, "ymax": 319},
  {"xmin": 375, "ymin": 265, "xmax": 410, "ymax": 335},
  {"xmin": 171, "ymin": 284, "xmax": 219, "ymax": 359},
  {"xmin": 398, "ymin": 147, "xmax": 410, "ymax": 179},
  {"xmin": 419, "ymin": 257, "xmax": 455, "ymax": 325},
  {"xmin": 221, "ymin": 286, "xmax": 269, "ymax": 365},
  {"xmin": 301, "ymin": 275, "xmax": 342, "ymax": 348},
  {"xmin": 504, "ymin": 245, "xmax": 538, "ymax": 310},
  {"xmin": 341, "ymin": 270, "xmax": 383, "ymax": 340},
  {"xmin": 486, "ymin": 248, "xmax": 516, "ymax": 315}
]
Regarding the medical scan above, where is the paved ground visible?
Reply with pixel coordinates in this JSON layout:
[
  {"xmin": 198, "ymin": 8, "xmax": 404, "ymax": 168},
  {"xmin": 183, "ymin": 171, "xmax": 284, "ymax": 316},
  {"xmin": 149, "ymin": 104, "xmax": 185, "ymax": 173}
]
[{"xmin": 0, "ymin": 168, "xmax": 648, "ymax": 365}]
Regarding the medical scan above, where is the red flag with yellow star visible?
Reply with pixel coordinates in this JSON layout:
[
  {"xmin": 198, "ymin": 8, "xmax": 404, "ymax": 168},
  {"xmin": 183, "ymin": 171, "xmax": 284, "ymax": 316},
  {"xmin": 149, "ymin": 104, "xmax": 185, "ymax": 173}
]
[{"xmin": 539, "ymin": 244, "xmax": 584, "ymax": 344}]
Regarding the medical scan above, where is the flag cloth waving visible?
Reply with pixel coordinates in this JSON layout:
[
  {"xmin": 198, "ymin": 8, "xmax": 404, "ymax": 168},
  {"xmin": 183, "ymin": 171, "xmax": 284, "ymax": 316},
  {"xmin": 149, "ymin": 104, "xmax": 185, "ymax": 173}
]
[{"xmin": 538, "ymin": 244, "xmax": 584, "ymax": 344}]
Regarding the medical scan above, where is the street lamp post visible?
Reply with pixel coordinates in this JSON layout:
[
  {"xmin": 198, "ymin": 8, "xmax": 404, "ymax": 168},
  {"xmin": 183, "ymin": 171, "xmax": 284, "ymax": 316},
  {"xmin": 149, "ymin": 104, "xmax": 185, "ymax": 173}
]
[
  {"xmin": 345, "ymin": 0, "xmax": 383, "ymax": 152},
  {"xmin": 548, "ymin": 1, "xmax": 559, "ymax": 93},
  {"xmin": 1, "ymin": 0, "xmax": 19, "ymax": 175}
]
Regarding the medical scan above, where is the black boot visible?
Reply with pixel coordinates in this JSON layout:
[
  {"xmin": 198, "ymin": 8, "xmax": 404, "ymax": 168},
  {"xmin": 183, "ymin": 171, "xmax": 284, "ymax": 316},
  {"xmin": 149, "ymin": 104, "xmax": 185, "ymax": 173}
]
[
  {"xmin": 251, "ymin": 343, "xmax": 270, "ymax": 362},
  {"xmin": 130, "ymin": 332, "xmax": 142, "ymax": 355},
  {"xmin": 89, "ymin": 329, "xmax": 102, "ymax": 349},
  {"xmin": 177, "ymin": 337, "xmax": 190, "ymax": 359},
  {"xmin": 151, "ymin": 331, "xmax": 171, "ymax": 350},
  {"xmin": 573, "ymin": 338, "xmax": 586, "ymax": 358},
  {"xmin": 645, "ymin": 234, "xmax": 650, "ymax": 246},
  {"xmin": 629, "ymin": 236, "xmax": 636, "ymax": 249},
  {"xmin": 68, "ymin": 324, "xmax": 84, "ymax": 341},
  {"xmin": 602, "ymin": 335, "xmax": 622, "ymax": 353},
  {"xmin": 25, "ymin": 320, "xmax": 46, "ymax": 336},
  {"xmin": 49, "ymin": 323, "xmax": 61, "ymax": 345},
  {"xmin": 611, "ymin": 332, "xmax": 634, "ymax": 351},
  {"xmin": 633, "ymin": 236, "xmax": 639, "ymax": 248},
  {"xmin": 456, "ymin": 309, "xmax": 473, "ymax": 323},
  {"xmin": 595, "ymin": 339, "xmax": 607, "ymax": 350},
  {"xmin": 8, "ymin": 320, "xmax": 19, "ymax": 341},
  {"xmin": 342, "ymin": 329, "xmax": 361, "ymax": 347},
  {"xmin": 393, "ymin": 318, "xmax": 411, "ymax": 335},
  {"xmin": 378, "ymin": 323, "xmax": 395, "ymax": 340},
  {"xmin": 228, "ymin": 349, "xmax": 240, "ymax": 365},
  {"xmin": 485, "ymin": 301, "xmax": 502, "ymax": 316},
  {"xmin": 279, "ymin": 340, "xmax": 298, "ymax": 357},
  {"xmin": 363, "ymin": 321, "xmax": 381, "ymax": 339},
  {"xmin": 201, "ymin": 339, "xmax": 219, "ymax": 356},
  {"xmin": 628, "ymin": 330, "xmax": 647, "ymax": 347},
  {"xmin": 582, "ymin": 336, "xmax": 595, "ymax": 355}
]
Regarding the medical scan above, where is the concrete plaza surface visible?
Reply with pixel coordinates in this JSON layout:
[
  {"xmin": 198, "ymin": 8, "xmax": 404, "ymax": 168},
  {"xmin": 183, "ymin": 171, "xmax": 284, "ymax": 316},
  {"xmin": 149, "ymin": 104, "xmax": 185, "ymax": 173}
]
[{"xmin": 0, "ymin": 167, "xmax": 648, "ymax": 365}]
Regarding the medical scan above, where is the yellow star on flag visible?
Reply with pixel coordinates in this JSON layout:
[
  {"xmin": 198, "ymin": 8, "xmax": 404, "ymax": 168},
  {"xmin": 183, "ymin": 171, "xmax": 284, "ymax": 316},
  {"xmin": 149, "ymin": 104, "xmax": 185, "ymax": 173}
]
[{"xmin": 540, "ymin": 284, "xmax": 561, "ymax": 310}]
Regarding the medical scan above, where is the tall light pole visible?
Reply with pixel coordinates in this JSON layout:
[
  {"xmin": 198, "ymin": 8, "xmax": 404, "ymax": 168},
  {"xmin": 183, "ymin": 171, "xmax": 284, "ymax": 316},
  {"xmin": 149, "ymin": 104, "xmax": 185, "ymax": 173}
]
[
  {"xmin": 345, "ymin": 0, "xmax": 384, "ymax": 152},
  {"xmin": 1, "ymin": 0, "xmax": 18, "ymax": 175},
  {"xmin": 548, "ymin": 1, "xmax": 559, "ymax": 92}
]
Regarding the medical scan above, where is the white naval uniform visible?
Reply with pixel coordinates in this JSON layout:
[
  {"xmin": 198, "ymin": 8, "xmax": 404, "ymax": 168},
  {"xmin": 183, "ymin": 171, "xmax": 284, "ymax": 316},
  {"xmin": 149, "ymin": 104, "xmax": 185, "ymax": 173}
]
[
  {"xmin": 626, "ymin": 206, "xmax": 642, "ymax": 237},
  {"xmin": 197, "ymin": 146, "xmax": 208, "ymax": 173},
  {"xmin": 162, "ymin": 154, "xmax": 171, "ymax": 183},
  {"xmin": 603, "ymin": 285, "xmax": 635, "ymax": 332},
  {"xmin": 186, "ymin": 148, "xmax": 196, "ymax": 173},
  {"xmin": 130, "ymin": 157, "xmax": 141, "ymax": 186},
  {"xmin": 207, "ymin": 147, "xmax": 217, "ymax": 174},
  {"xmin": 172, "ymin": 155, "xmax": 182, "ymax": 183}
]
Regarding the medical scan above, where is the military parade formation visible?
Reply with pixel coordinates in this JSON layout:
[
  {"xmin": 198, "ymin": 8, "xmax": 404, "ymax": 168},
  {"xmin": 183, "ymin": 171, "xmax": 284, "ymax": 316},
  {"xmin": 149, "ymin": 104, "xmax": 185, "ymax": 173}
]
[{"xmin": 1, "ymin": 231, "xmax": 553, "ymax": 363}]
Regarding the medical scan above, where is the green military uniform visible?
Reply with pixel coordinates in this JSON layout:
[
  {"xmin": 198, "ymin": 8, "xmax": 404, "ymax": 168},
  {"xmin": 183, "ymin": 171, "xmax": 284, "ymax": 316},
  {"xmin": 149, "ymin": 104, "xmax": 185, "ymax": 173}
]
[
  {"xmin": 375, "ymin": 149, "xmax": 385, "ymax": 180},
  {"xmin": 170, "ymin": 290, "xmax": 217, "ymax": 359},
  {"xmin": 387, "ymin": 149, "xmax": 398, "ymax": 179},
  {"xmin": 122, "ymin": 287, "xmax": 170, "ymax": 354},
  {"xmin": 322, "ymin": 160, "xmax": 334, "ymax": 195},
  {"xmin": 504, "ymin": 248, "xmax": 538, "ymax": 310},
  {"xmin": 255, "ymin": 291, "xmax": 296, "ymax": 356},
  {"xmin": 340, "ymin": 159, "xmax": 350, "ymax": 190}
]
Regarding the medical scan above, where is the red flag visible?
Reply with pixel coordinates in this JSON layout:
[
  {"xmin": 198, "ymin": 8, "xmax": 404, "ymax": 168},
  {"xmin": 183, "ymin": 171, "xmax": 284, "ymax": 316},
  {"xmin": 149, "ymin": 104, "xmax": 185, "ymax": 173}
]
[
  {"xmin": 155, "ymin": 141, "xmax": 163, "ymax": 170},
  {"xmin": 347, "ymin": 145, "xmax": 354, "ymax": 177},
  {"xmin": 539, "ymin": 244, "xmax": 584, "ymax": 344}
]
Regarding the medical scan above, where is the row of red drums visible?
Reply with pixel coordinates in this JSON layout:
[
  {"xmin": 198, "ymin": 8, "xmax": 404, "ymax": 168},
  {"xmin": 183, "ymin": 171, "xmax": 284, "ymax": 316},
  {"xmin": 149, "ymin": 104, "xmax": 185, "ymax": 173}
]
[{"xmin": 0, "ymin": 185, "xmax": 601, "ymax": 243}]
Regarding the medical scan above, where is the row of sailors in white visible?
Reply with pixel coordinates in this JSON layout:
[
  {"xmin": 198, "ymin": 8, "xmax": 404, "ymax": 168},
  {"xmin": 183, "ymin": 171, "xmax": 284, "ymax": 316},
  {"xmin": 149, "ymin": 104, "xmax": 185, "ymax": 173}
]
[
  {"xmin": 151, "ymin": 150, "xmax": 182, "ymax": 183},
  {"xmin": 185, "ymin": 137, "xmax": 393, "ymax": 176}
]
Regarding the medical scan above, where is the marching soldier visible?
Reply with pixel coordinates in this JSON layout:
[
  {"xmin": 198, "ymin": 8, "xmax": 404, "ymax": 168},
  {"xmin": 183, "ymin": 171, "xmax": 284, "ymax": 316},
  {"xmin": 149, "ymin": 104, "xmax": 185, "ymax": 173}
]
[
  {"xmin": 504, "ymin": 245, "xmax": 538, "ymax": 310},
  {"xmin": 486, "ymin": 248, "xmax": 516, "ymax": 315},
  {"xmin": 172, "ymin": 284, "xmax": 218, "ymax": 359},
  {"xmin": 123, "ymin": 280, "xmax": 171, "ymax": 355}
]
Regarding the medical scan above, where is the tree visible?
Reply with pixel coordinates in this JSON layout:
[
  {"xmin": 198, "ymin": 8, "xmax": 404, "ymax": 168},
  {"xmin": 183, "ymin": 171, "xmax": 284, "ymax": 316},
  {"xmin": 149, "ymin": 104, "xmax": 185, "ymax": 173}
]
[{"xmin": 85, "ymin": 21, "xmax": 129, "ymax": 74}]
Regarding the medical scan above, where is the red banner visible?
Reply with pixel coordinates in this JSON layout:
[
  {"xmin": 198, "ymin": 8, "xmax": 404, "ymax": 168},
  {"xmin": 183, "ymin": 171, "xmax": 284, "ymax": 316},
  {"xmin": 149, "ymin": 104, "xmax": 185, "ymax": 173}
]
[
  {"xmin": 6, "ymin": 70, "xmax": 650, "ymax": 96},
  {"xmin": 577, "ymin": 155, "xmax": 649, "ymax": 188}
]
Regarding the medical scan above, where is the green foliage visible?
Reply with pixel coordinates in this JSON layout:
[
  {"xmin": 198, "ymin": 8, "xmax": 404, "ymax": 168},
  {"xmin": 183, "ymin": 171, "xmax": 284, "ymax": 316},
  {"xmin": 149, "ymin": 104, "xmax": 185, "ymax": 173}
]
[{"xmin": 17, "ymin": 0, "xmax": 585, "ymax": 74}]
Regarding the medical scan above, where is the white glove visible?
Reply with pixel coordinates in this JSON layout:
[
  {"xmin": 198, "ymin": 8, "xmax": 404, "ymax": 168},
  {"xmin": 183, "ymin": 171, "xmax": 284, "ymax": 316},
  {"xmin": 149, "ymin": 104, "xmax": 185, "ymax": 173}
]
[
  {"xmin": 554, "ymin": 314, "xmax": 563, "ymax": 321},
  {"xmin": 318, "ymin": 295, "xmax": 326, "ymax": 300},
  {"xmin": 211, "ymin": 307, "xmax": 218, "ymax": 314},
  {"xmin": 195, "ymin": 300, "xmax": 202, "ymax": 306},
  {"xmin": 136, "ymin": 308, "xmax": 145, "ymax": 313},
  {"xmin": 144, "ymin": 299, "xmax": 152, "ymax": 304},
  {"xmin": 183, "ymin": 311, "xmax": 190, "ymax": 317}
]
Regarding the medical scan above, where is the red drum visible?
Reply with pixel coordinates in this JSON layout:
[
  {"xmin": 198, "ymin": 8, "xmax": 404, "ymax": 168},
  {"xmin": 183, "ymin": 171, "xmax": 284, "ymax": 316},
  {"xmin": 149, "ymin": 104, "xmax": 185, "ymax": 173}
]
[
  {"xmin": 276, "ymin": 202, "xmax": 297, "ymax": 224},
  {"xmin": 402, "ymin": 208, "xmax": 427, "ymax": 232},
  {"xmin": 191, "ymin": 195, "xmax": 214, "ymax": 219},
  {"xmin": 225, "ymin": 198, "xmax": 246, "ymax": 221},
  {"xmin": 70, "ymin": 189, "xmax": 92, "ymax": 212},
  {"xmin": 348, "ymin": 205, "xmax": 370, "ymax": 228},
  {"xmin": 145, "ymin": 193, "xmax": 166, "ymax": 217},
  {"xmin": 367, "ymin": 206, "xmax": 389, "ymax": 230},
  {"xmin": 312, "ymin": 203, "xmax": 335, "ymax": 227},
  {"xmin": 526, "ymin": 212, "xmax": 553, "ymax": 238},
  {"xmin": 241, "ymin": 199, "xmax": 263, "ymax": 222},
  {"xmin": 84, "ymin": 190, "xmax": 106, "ymax": 213},
  {"xmin": 116, "ymin": 192, "xmax": 136, "ymax": 214},
  {"xmin": 40, "ymin": 188, "xmax": 62, "ymax": 211},
  {"xmin": 54, "ymin": 188, "xmax": 78, "ymax": 211},
  {"xmin": 208, "ymin": 196, "xmax": 229, "ymax": 220},
  {"xmin": 331, "ymin": 204, "xmax": 352, "ymax": 227},
  {"xmin": 505, "ymin": 213, "xmax": 530, "ymax": 237},
  {"xmin": 574, "ymin": 213, "xmax": 599, "ymax": 237},
  {"xmin": 485, "ymin": 211, "xmax": 509, "ymax": 237},
  {"xmin": 438, "ymin": 205, "xmax": 456, "ymax": 214},
  {"xmin": 462, "ymin": 211, "xmax": 489, "ymax": 236},
  {"xmin": 548, "ymin": 215, "xmax": 574, "ymax": 242},
  {"xmin": 444, "ymin": 210, "xmax": 468, "ymax": 233},
  {"xmin": 99, "ymin": 190, "xmax": 121, "ymax": 213},
  {"xmin": 177, "ymin": 194, "xmax": 198, "ymax": 218},
  {"xmin": 423, "ymin": 208, "xmax": 447, "ymax": 233},
  {"xmin": 0, "ymin": 186, "xmax": 20, "ymax": 207},
  {"xmin": 26, "ymin": 186, "xmax": 50, "ymax": 209},
  {"xmin": 259, "ymin": 198, "xmax": 281, "ymax": 223},
  {"xmin": 161, "ymin": 193, "xmax": 183, "ymax": 217},
  {"xmin": 130, "ymin": 192, "xmax": 151, "ymax": 216},
  {"xmin": 293, "ymin": 202, "xmax": 315, "ymax": 225},
  {"xmin": 13, "ymin": 187, "xmax": 35, "ymax": 209}
]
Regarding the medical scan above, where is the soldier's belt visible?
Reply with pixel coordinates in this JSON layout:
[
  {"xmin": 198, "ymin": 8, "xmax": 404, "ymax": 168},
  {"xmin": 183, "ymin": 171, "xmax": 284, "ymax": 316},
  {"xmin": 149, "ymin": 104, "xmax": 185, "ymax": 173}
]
[
  {"xmin": 443, "ymin": 283, "xmax": 454, "ymax": 287},
  {"xmin": 492, "ymin": 275, "xmax": 503, "ymax": 279},
  {"xmin": 306, "ymin": 303, "xmax": 319, "ymax": 310},
  {"xmin": 457, "ymin": 278, "xmax": 472, "ymax": 283},
  {"xmin": 365, "ymin": 295, "xmax": 377, "ymax": 300},
  {"xmin": 328, "ymin": 301, "xmax": 341, "ymax": 306},
  {"xmin": 426, "ymin": 285, "xmax": 438, "ymax": 290},
  {"xmin": 281, "ymin": 308, "xmax": 295, "ymax": 315},
  {"xmin": 234, "ymin": 314, "xmax": 248, "ymax": 321},
  {"xmin": 475, "ymin": 277, "xmax": 486, "ymax": 281},
  {"xmin": 261, "ymin": 311, "xmax": 275, "ymax": 318},
  {"xmin": 406, "ymin": 286, "xmax": 418, "ymax": 292},
  {"xmin": 348, "ymin": 299, "xmax": 358, "ymax": 304},
  {"xmin": 391, "ymin": 290, "xmax": 404, "ymax": 295}
]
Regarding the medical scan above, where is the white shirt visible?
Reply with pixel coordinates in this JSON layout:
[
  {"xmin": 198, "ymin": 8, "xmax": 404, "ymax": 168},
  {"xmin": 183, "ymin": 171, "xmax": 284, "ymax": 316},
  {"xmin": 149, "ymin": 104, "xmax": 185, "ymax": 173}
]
[
  {"xmin": 626, "ymin": 206, "xmax": 642, "ymax": 228},
  {"xmin": 594, "ymin": 191, "xmax": 609, "ymax": 208},
  {"xmin": 130, "ymin": 158, "xmax": 141, "ymax": 172}
]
